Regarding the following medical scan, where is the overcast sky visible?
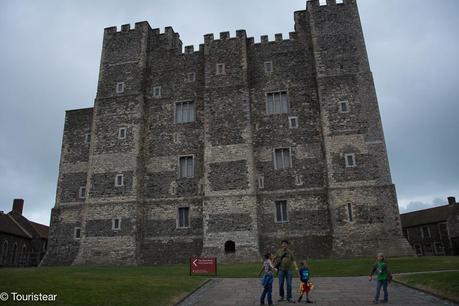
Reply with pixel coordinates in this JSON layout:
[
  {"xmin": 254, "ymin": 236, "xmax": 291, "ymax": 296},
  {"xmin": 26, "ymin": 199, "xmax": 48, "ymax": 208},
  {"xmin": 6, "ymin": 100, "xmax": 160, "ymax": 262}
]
[{"xmin": 1, "ymin": 0, "xmax": 458, "ymax": 225}]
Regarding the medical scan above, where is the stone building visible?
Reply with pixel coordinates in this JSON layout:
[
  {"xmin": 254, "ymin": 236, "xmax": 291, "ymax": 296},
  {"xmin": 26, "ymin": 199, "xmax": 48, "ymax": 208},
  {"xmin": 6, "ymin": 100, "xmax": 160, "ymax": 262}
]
[
  {"xmin": 401, "ymin": 197, "xmax": 459, "ymax": 256},
  {"xmin": 0, "ymin": 199, "xmax": 49, "ymax": 267},
  {"xmin": 42, "ymin": 0, "xmax": 412, "ymax": 266}
]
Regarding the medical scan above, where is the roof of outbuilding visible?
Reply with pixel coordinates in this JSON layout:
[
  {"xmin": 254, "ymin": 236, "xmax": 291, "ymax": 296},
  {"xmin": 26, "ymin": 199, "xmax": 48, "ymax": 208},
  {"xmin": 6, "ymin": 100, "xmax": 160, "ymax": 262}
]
[
  {"xmin": 0, "ymin": 213, "xmax": 31, "ymax": 238},
  {"xmin": 400, "ymin": 204, "xmax": 455, "ymax": 228}
]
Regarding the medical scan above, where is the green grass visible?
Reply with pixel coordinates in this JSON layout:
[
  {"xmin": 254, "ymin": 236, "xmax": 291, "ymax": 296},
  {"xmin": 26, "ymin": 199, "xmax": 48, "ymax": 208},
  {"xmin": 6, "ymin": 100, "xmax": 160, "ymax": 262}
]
[
  {"xmin": 0, "ymin": 265, "xmax": 206, "ymax": 306},
  {"xmin": 0, "ymin": 257, "xmax": 457, "ymax": 305},
  {"xmin": 395, "ymin": 271, "xmax": 459, "ymax": 302}
]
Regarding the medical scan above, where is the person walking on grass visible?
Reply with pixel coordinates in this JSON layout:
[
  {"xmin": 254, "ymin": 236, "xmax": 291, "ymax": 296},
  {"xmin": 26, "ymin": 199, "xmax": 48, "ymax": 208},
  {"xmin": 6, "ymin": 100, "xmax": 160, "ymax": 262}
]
[
  {"xmin": 369, "ymin": 252, "xmax": 392, "ymax": 304},
  {"xmin": 258, "ymin": 252, "xmax": 277, "ymax": 306},
  {"xmin": 274, "ymin": 240, "xmax": 298, "ymax": 303}
]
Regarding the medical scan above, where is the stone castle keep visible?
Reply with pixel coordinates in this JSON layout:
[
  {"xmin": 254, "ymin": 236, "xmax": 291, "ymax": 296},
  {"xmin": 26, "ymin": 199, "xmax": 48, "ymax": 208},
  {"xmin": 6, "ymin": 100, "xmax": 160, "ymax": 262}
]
[{"xmin": 42, "ymin": 0, "xmax": 413, "ymax": 266}]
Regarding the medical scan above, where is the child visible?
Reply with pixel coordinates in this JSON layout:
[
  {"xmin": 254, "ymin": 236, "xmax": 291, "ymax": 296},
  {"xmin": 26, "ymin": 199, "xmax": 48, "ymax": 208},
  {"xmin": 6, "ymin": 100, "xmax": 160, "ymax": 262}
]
[
  {"xmin": 259, "ymin": 252, "xmax": 276, "ymax": 306},
  {"xmin": 297, "ymin": 261, "xmax": 313, "ymax": 303},
  {"xmin": 369, "ymin": 252, "xmax": 392, "ymax": 304}
]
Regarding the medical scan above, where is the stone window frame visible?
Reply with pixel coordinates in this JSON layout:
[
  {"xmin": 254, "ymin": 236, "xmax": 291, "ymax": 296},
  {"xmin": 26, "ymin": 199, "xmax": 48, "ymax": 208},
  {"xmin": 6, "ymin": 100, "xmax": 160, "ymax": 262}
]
[
  {"xmin": 118, "ymin": 127, "xmax": 127, "ymax": 139},
  {"xmin": 404, "ymin": 227, "xmax": 410, "ymax": 240},
  {"xmin": 319, "ymin": 0, "xmax": 327, "ymax": 6},
  {"xmin": 177, "ymin": 154, "xmax": 195, "ymax": 179},
  {"xmin": 112, "ymin": 218, "xmax": 122, "ymax": 231},
  {"xmin": 438, "ymin": 222, "xmax": 448, "ymax": 239},
  {"xmin": 294, "ymin": 174, "xmax": 303, "ymax": 186},
  {"xmin": 265, "ymin": 90, "xmax": 289, "ymax": 115},
  {"xmin": 176, "ymin": 206, "xmax": 191, "ymax": 229},
  {"xmin": 216, "ymin": 63, "xmax": 225, "ymax": 75},
  {"xmin": 174, "ymin": 100, "xmax": 195, "ymax": 124},
  {"xmin": 84, "ymin": 133, "xmax": 91, "ymax": 144},
  {"xmin": 115, "ymin": 174, "xmax": 124, "ymax": 187},
  {"xmin": 344, "ymin": 153, "xmax": 356, "ymax": 168},
  {"xmin": 264, "ymin": 61, "xmax": 273, "ymax": 73},
  {"xmin": 413, "ymin": 244, "xmax": 422, "ymax": 256},
  {"xmin": 273, "ymin": 147, "xmax": 293, "ymax": 170},
  {"xmin": 336, "ymin": 0, "xmax": 344, "ymax": 4},
  {"xmin": 152, "ymin": 86, "xmax": 162, "ymax": 98},
  {"xmin": 186, "ymin": 72, "xmax": 196, "ymax": 82},
  {"xmin": 21, "ymin": 244, "xmax": 27, "ymax": 262},
  {"xmin": 347, "ymin": 203, "xmax": 354, "ymax": 222},
  {"xmin": 258, "ymin": 176, "xmax": 265, "ymax": 189},
  {"xmin": 74, "ymin": 227, "xmax": 81, "ymax": 239},
  {"xmin": 115, "ymin": 82, "xmax": 125, "ymax": 94},
  {"xmin": 11, "ymin": 242, "xmax": 18, "ymax": 264},
  {"xmin": 288, "ymin": 116, "xmax": 299, "ymax": 129},
  {"xmin": 274, "ymin": 200, "xmax": 289, "ymax": 223},
  {"xmin": 78, "ymin": 186, "xmax": 86, "ymax": 199},
  {"xmin": 338, "ymin": 100, "xmax": 350, "ymax": 113}
]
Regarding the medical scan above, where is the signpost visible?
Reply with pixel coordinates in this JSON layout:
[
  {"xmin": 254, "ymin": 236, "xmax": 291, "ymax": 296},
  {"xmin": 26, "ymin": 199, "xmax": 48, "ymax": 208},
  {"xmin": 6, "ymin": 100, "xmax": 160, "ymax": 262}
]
[{"xmin": 190, "ymin": 257, "xmax": 217, "ymax": 276}]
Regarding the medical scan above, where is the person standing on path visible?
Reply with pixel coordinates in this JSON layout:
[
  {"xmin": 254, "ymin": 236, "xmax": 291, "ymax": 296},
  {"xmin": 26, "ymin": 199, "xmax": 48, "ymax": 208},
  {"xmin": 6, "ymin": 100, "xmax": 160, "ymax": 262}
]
[
  {"xmin": 274, "ymin": 240, "xmax": 298, "ymax": 303},
  {"xmin": 258, "ymin": 252, "xmax": 277, "ymax": 306},
  {"xmin": 369, "ymin": 252, "xmax": 392, "ymax": 304}
]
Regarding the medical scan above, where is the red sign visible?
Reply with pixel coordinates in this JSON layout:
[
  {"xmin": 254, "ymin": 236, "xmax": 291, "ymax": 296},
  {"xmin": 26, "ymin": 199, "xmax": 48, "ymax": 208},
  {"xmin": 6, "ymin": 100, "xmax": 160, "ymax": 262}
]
[{"xmin": 190, "ymin": 257, "xmax": 217, "ymax": 276}]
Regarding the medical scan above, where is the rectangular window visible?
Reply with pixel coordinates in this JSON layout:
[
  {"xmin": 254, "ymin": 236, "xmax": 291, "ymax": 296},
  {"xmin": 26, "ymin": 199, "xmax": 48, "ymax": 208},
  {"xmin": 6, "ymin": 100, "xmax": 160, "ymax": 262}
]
[
  {"xmin": 79, "ymin": 186, "xmax": 86, "ymax": 199},
  {"xmin": 116, "ymin": 82, "xmax": 125, "ymax": 93},
  {"xmin": 187, "ymin": 72, "xmax": 196, "ymax": 82},
  {"xmin": 216, "ymin": 63, "xmax": 225, "ymax": 75},
  {"xmin": 74, "ymin": 227, "xmax": 81, "ymax": 239},
  {"xmin": 264, "ymin": 61, "xmax": 273, "ymax": 73},
  {"xmin": 345, "ymin": 153, "xmax": 356, "ymax": 167},
  {"xmin": 115, "ymin": 174, "xmax": 124, "ymax": 187},
  {"xmin": 347, "ymin": 203, "xmax": 353, "ymax": 222},
  {"xmin": 112, "ymin": 218, "xmax": 121, "ymax": 230},
  {"xmin": 258, "ymin": 176, "xmax": 264, "ymax": 189},
  {"xmin": 118, "ymin": 127, "xmax": 127, "ymax": 139},
  {"xmin": 179, "ymin": 156, "xmax": 194, "ymax": 178},
  {"xmin": 422, "ymin": 226, "xmax": 431, "ymax": 239},
  {"xmin": 266, "ymin": 91, "xmax": 288, "ymax": 115},
  {"xmin": 175, "ymin": 101, "xmax": 195, "ymax": 124},
  {"xmin": 439, "ymin": 223, "xmax": 448, "ymax": 239},
  {"xmin": 273, "ymin": 148, "xmax": 292, "ymax": 170},
  {"xmin": 153, "ymin": 86, "xmax": 161, "ymax": 98},
  {"xmin": 288, "ymin": 116, "xmax": 298, "ymax": 129},
  {"xmin": 319, "ymin": 0, "xmax": 327, "ymax": 5},
  {"xmin": 336, "ymin": 0, "xmax": 344, "ymax": 4},
  {"xmin": 84, "ymin": 133, "xmax": 91, "ymax": 144},
  {"xmin": 339, "ymin": 101, "xmax": 349, "ymax": 113},
  {"xmin": 294, "ymin": 174, "xmax": 303, "ymax": 186},
  {"xmin": 177, "ymin": 207, "xmax": 190, "ymax": 228},
  {"xmin": 434, "ymin": 242, "xmax": 445, "ymax": 255},
  {"xmin": 275, "ymin": 200, "xmax": 288, "ymax": 223}
]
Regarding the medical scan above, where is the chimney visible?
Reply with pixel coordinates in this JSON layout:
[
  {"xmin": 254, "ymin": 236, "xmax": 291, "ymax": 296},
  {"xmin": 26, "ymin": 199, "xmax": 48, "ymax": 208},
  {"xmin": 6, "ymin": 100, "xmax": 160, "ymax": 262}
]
[
  {"xmin": 12, "ymin": 198, "xmax": 24, "ymax": 215},
  {"xmin": 447, "ymin": 196, "xmax": 456, "ymax": 206}
]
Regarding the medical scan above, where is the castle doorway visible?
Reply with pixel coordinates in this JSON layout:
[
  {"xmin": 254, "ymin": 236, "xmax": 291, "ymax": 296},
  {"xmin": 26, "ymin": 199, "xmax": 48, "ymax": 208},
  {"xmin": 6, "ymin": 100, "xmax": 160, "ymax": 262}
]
[{"xmin": 224, "ymin": 240, "xmax": 235, "ymax": 254}]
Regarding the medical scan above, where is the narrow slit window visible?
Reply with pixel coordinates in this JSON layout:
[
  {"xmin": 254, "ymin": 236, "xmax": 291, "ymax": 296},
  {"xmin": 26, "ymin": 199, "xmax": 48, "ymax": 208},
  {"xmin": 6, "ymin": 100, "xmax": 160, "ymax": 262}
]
[
  {"xmin": 177, "ymin": 207, "xmax": 190, "ymax": 228},
  {"xmin": 275, "ymin": 200, "xmax": 288, "ymax": 223},
  {"xmin": 74, "ymin": 227, "xmax": 81, "ymax": 239},
  {"xmin": 79, "ymin": 186, "xmax": 86, "ymax": 199},
  {"xmin": 216, "ymin": 63, "xmax": 225, "ymax": 75},
  {"xmin": 84, "ymin": 133, "xmax": 91, "ymax": 144},
  {"xmin": 112, "ymin": 218, "xmax": 121, "ymax": 230},
  {"xmin": 264, "ymin": 61, "xmax": 273, "ymax": 73},
  {"xmin": 118, "ymin": 127, "xmax": 127, "ymax": 139},
  {"xmin": 345, "ymin": 153, "xmax": 356, "ymax": 167},
  {"xmin": 115, "ymin": 174, "xmax": 124, "ymax": 187},
  {"xmin": 258, "ymin": 176, "xmax": 265, "ymax": 189},
  {"xmin": 116, "ymin": 82, "xmax": 125, "ymax": 93},
  {"xmin": 153, "ymin": 86, "xmax": 161, "ymax": 98},
  {"xmin": 288, "ymin": 116, "xmax": 299, "ymax": 129},
  {"xmin": 347, "ymin": 203, "xmax": 353, "ymax": 222},
  {"xmin": 294, "ymin": 174, "xmax": 303, "ymax": 186},
  {"xmin": 187, "ymin": 72, "xmax": 196, "ymax": 82},
  {"xmin": 339, "ymin": 101, "xmax": 349, "ymax": 113}
]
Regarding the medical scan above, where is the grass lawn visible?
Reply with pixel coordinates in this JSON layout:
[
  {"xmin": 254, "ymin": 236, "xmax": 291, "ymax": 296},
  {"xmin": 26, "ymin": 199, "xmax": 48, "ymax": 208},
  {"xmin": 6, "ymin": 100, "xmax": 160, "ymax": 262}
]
[
  {"xmin": 0, "ymin": 257, "xmax": 457, "ymax": 305},
  {"xmin": 395, "ymin": 271, "xmax": 459, "ymax": 302}
]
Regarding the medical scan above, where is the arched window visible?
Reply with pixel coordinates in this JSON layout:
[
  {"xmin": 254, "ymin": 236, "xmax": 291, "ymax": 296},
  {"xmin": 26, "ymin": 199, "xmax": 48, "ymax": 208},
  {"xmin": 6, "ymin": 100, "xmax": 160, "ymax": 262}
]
[
  {"xmin": 224, "ymin": 240, "xmax": 236, "ymax": 254},
  {"xmin": 21, "ymin": 244, "xmax": 27, "ymax": 265},
  {"xmin": 1, "ymin": 240, "xmax": 8, "ymax": 264},
  {"xmin": 11, "ymin": 243, "xmax": 18, "ymax": 265}
]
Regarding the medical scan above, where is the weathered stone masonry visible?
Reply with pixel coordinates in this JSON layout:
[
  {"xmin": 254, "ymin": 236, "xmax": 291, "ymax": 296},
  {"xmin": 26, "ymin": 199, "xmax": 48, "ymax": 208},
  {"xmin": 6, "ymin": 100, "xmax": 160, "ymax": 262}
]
[{"xmin": 42, "ymin": 0, "xmax": 412, "ymax": 266}]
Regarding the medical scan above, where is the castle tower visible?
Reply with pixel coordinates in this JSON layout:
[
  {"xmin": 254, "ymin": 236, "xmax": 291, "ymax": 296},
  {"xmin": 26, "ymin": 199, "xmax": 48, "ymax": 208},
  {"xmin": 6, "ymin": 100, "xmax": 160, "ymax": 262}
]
[
  {"xmin": 302, "ymin": 0, "xmax": 412, "ymax": 256},
  {"xmin": 42, "ymin": 0, "xmax": 412, "ymax": 266}
]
